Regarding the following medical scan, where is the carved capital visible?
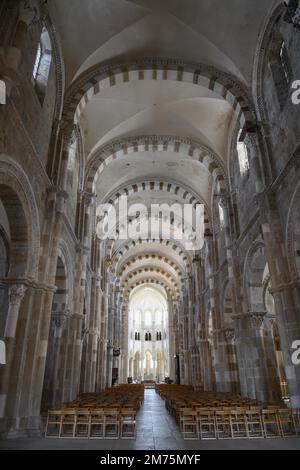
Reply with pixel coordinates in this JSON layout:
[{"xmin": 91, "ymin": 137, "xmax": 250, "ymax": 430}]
[
  {"xmin": 232, "ymin": 311, "xmax": 267, "ymax": 329},
  {"xmin": 8, "ymin": 284, "xmax": 26, "ymax": 306}
]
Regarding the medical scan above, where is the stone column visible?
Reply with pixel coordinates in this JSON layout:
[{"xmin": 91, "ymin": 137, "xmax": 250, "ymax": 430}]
[
  {"xmin": 205, "ymin": 235, "xmax": 229, "ymax": 392},
  {"xmin": 68, "ymin": 313, "xmax": 84, "ymax": 401},
  {"xmin": 41, "ymin": 309, "xmax": 69, "ymax": 410},
  {"xmin": 224, "ymin": 328, "xmax": 240, "ymax": 394},
  {"xmin": 233, "ymin": 311, "xmax": 281, "ymax": 403},
  {"xmin": 4, "ymin": 284, "xmax": 27, "ymax": 338},
  {"xmin": 0, "ymin": 283, "xmax": 26, "ymax": 422},
  {"xmin": 199, "ymin": 339, "xmax": 215, "ymax": 391}
]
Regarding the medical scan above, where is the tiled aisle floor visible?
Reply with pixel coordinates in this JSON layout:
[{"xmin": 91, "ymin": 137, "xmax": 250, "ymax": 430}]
[{"xmin": 0, "ymin": 389, "xmax": 300, "ymax": 450}]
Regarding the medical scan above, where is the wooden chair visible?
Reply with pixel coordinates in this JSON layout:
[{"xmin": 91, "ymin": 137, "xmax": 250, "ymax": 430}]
[
  {"xmin": 180, "ymin": 409, "xmax": 198, "ymax": 440},
  {"xmin": 75, "ymin": 409, "xmax": 90, "ymax": 438},
  {"xmin": 45, "ymin": 410, "xmax": 63, "ymax": 438},
  {"xmin": 60, "ymin": 409, "xmax": 77, "ymax": 438},
  {"xmin": 262, "ymin": 409, "xmax": 281, "ymax": 438},
  {"xmin": 215, "ymin": 410, "xmax": 232, "ymax": 439},
  {"xmin": 90, "ymin": 410, "xmax": 105, "ymax": 439},
  {"xmin": 120, "ymin": 408, "xmax": 136, "ymax": 439},
  {"xmin": 277, "ymin": 408, "xmax": 297, "ymax": 437},
  {"xmin": 104, "ymin": 408, "xmax": 120, "ymax": 439},
  {"xmin": 197, "ymin": 409, "xmax": 216, "ymax": 440},
  {"xmin": 245, "ymin": 409, "xmax": 264, "ymax": 438},
  {"xmin": 230, "ymin": 409, "xmax": 247, "ymax": 439}
]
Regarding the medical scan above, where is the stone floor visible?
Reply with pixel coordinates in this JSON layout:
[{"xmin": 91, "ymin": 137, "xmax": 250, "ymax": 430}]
[{"xmin": 0, "ymin": 390, "xmax": 300, "ymax": 450}]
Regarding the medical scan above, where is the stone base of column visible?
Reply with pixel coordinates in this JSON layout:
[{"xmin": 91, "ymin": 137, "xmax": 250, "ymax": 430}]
[{"xmin": 0, "ymin": 416, "xmax": 42, "ymax": 439}]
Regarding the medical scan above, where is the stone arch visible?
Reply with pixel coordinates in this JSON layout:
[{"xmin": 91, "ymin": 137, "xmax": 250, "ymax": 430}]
[
  {"xmin": 122, "ymin": 279, "xmax": 178, "ymax": 305},
  {"xmin": 117, "ymin": 253, "xmax": 184, "ymax": 279},
  {"xmin": 110, "ymin": 238, "xmax": 193, "ymax": 273},
  {"xmin": 104, "ymin": 179, "xmax": 211, "ymax": 218},
  {"xmin": 121, "ymin": 265, "xmax": 180, "ymax": 290},
  {"xmin": 0, "ymin": 155, "xmax": 40, "ymax": 280},
  {"xmin": 86, "ymin": 135, "xmax": 227, "ymax": 195},
  {"xmin": 64, "ymin": 59, "xmax": 256, "ymax": 133},
  {"xmin": 101, "ymin": 178, "xmax": 212, "ymax": 236}
]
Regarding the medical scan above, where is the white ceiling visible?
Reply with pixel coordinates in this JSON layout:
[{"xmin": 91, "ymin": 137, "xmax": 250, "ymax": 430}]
[{"xmin": 49, "ymin": 0, "xmax": 275, "ymax": 85}]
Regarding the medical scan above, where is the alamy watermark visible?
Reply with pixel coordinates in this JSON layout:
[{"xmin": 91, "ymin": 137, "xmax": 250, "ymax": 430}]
[
  {"xmin": 292, "ymin": 340, "xmax": 300, "ymax": 365},
  {"xmin": 96, "ymin": 195, "xmax": 205, "ymax": 251},
  {"xmin": 0, "ymin": 79, "xmax": 6, "ymax": 105},
  {"xmin": 0, "ymin": 340, "xmax": 5, "ymax": 365},
  {"xmin": 291, "ymin": 80, "xmax": 300, "ymax": 105}
]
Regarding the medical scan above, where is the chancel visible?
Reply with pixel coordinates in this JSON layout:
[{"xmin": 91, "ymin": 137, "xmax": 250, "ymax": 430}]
[{"xmin": 0, "ymin": 0, "xmax": 300, "ymax": 451}]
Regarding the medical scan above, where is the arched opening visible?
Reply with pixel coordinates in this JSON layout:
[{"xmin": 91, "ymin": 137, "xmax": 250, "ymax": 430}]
[{"xmin": 127, "ymin": 285, "xmax": 169, "ymax": 383}]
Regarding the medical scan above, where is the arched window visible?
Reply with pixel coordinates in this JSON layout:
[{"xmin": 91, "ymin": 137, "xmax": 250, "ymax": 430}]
[
  {"xmin": 237, "ymin": 129, "xmax": 249, "ymax": 176},
  {"xmin": 145, "ymin": 332, "xmax": 151, "ymax": 341},
  {"xmin": 218, "ymin": 202, "xmax": 225, "ymax": 229},
  {"xmin": 67, "ymin": 133, "xmax": 78, "ymax": 188},
  {"xmin": 32, "ymin": 27, "xmax": 52, "ymax": 104}
]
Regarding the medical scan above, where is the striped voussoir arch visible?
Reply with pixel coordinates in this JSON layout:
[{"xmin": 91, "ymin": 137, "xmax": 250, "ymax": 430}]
[
  {"xmin": 120, "ymin": 278, "xmax": 180, "ymax": 303},
  {"xmin": 64, "ymin": 59, "xmax": 255, "ymax": 134},
  {"xmin": 106, "ymin": 179, "xmax": 204, "ymax": 207},
  {"xmin": 102, "ymin": 179, "xmax": 212, "ymax": 232},
  {"xmin": 86, "ymin": 135, "xmax": 227, "ymax": 195},
  {"xmin": 109, "ymin": 238, "xmax": 193, "ymax": 273},
  {"xmin": 120, "ymin": 265, "xmax": 181, "ymax": 287},
  {"xmin": 120, "ymin": 269, "xmax": 181, "ymax": 292},
  {"xmin": 117, "ymin": 253, "xmax": 184, "ymax": 279}
]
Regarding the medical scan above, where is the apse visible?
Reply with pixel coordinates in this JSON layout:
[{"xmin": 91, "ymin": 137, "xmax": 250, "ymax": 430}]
[{"xmin": 127, "ymin": 285, "xmax": 169, "ymax": 382}]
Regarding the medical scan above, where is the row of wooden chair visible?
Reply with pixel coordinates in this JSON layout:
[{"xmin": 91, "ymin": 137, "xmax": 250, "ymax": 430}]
[
  {"xmin": 155, "ymin": 385, "xmax": 299, "ymax": 440},
  {"xmin": 45, "ymin": 385, "xmax": 144, "ymax": 439},
  {"xmin": 180, "ymin": 407, "xmax": 299, "ymax": 440},
  {"xmin": 46, "ymin": 407, "xmax": 136, "ymax": 439}
]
